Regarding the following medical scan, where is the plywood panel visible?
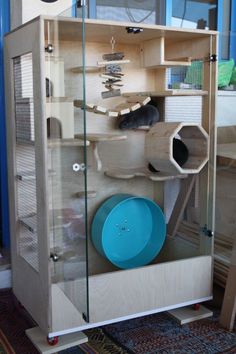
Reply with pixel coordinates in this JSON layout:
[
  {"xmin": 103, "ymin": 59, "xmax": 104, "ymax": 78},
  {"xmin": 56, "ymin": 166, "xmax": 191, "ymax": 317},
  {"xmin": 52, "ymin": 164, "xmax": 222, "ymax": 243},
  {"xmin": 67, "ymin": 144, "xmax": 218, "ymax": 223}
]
[
  {"xmin": 42, "ymin": 17, "xmax": 216, "ymax": 44},
  {"xmin": 5, "ymin": 19, "xmax": 51, "ymax": 333},
  {"xmin": 51, "ymin": 254, "xmax": 212, "ymax": 333}
]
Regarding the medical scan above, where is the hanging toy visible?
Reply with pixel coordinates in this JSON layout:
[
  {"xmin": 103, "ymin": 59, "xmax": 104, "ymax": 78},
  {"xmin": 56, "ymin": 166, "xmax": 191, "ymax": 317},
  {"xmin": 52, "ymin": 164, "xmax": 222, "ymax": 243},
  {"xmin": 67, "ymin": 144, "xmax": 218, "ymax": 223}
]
[{"xmin": 98, "ymin": 37, "xmax": 130, "ymax": 99}]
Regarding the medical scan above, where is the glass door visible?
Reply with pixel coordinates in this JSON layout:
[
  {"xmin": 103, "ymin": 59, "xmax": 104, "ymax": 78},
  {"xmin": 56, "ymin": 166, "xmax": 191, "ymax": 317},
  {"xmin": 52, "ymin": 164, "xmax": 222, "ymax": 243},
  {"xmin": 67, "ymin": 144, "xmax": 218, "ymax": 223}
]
[{"xmin": 45, "ymin": 6, "xmax": 89, "ymax": 322}]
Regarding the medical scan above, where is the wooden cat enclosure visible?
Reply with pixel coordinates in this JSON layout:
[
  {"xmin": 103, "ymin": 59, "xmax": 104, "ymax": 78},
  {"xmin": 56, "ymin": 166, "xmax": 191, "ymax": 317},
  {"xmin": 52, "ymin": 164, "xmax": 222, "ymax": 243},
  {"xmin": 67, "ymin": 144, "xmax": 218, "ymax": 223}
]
[{"xmin": 4, "ymin": 16, "xmax": 217, "ymax": 338}]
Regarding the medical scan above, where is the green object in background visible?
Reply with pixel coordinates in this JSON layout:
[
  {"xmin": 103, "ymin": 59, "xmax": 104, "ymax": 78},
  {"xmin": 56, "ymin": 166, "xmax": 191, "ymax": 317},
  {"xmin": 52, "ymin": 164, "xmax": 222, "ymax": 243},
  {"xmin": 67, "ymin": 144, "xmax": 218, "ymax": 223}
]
[
  {"xmin": 184, "ymin": 61, "xmax": 202, "ymax": 87},
  {"xmin": 230, "ymin": 67, "xmax": 236, "ymax": 85},
  {"xmin": 185, "ymin": 59, "xmax": 235, "ymax": 88},
  {"xmin": 218, "ymin": 59, "xmax": 235, "ymax": 87}
]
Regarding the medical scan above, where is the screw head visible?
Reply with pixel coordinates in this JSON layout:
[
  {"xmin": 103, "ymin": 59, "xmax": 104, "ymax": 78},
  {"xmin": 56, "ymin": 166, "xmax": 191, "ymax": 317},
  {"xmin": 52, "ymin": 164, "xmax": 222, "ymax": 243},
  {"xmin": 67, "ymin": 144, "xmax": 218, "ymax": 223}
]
[{"xmin": 73, "ymin": 163, "xmax": 81, "ymax": 172}]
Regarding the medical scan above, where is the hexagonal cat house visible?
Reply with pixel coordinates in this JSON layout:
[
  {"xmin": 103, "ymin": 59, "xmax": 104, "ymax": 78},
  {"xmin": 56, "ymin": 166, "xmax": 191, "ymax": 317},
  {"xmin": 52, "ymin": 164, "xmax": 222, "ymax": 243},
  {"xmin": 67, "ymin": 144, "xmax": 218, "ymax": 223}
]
[{"xmin": 145, "ymin": 122, "xmax": 209, "ymax": 174}]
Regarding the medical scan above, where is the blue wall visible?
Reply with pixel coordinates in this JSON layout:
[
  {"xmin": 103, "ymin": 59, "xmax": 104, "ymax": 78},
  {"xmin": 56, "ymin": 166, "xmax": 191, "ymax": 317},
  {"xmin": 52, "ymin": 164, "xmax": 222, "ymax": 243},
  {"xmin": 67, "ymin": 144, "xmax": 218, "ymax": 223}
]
[
  {"xmin": 0, "ymin": 0, "xmax": 10, "ymax": 248},
  {"xmin": 230, "ymin": 0, "xmax": 236, "ymax": 61}
]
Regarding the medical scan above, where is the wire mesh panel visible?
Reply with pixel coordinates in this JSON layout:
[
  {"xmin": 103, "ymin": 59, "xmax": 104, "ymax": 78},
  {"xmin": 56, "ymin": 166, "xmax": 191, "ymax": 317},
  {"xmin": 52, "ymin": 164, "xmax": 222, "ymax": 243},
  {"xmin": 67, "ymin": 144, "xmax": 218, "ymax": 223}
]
[
  {"xmin": 13, "ymin": 53, "xmax": 39, "ymax": 271},
  {"xmin": 168, "ymin": 61, "xmax": 204, "ymax": 91}
]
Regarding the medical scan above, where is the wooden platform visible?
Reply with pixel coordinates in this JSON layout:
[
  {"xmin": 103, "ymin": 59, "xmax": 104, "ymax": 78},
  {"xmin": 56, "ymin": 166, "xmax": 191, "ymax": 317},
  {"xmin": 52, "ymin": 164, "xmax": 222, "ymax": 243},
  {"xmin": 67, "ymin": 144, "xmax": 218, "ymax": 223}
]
[
  {"xmin": 26, "ymin": 327, "xmax": 87, "ymax": 354},
  {"xmin": 168, "ymin": 305, "xmax": 213, "ymax": 325}
]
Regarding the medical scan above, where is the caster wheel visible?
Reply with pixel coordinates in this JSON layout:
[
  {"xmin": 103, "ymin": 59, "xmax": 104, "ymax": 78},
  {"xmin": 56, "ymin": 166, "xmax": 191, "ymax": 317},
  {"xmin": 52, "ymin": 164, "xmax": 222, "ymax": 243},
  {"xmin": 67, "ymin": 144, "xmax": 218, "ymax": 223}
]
[
  {"xmin": 193, "ymin": 303, "xmax": 200, "ymax": 311},
  {"xmin": 47, "ymin": 336, "xmax": 59, "ymax": 346}
]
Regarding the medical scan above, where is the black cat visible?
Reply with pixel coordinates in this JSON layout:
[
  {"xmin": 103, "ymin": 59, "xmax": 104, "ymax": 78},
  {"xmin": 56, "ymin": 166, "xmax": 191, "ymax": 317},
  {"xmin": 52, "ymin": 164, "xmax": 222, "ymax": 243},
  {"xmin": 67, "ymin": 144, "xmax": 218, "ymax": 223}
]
[{"xmin": 119, "ymin": 104, "xmax": 159, "ymax": 130}]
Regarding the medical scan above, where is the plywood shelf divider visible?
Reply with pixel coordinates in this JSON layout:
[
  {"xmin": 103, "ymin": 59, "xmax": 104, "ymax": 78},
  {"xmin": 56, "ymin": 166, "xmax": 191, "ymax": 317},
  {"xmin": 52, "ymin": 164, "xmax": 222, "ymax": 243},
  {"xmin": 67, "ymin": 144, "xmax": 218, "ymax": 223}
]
[
  {"xmin": 105, "ymin": 168, "xmax": 188, "ymax": 181},
  {"xmin": 149, "ymin": 60, "xmax": 191, "ymax": 69},
  {"xmin": 71, "ymin": 66, "xmax": 100, "ymax": 73},
  {"xmin": 142, "ymin": 36, "xmax": 192, "ymax": 69},
  {"xmin": 123, "ymin": 90, "xmax": 208, "ymax": 97},
  {"xmin": 47, "ymin": 138, "xmax": 90, "ymax": 148}
]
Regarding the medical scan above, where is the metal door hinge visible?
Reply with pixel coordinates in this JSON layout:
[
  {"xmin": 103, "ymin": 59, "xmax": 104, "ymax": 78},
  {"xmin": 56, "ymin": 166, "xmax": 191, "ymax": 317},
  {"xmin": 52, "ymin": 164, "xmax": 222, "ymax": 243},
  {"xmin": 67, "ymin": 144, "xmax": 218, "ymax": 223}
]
[{"xmin": 201, "ymin": 225, "xmax": 214, "ymax": 238}]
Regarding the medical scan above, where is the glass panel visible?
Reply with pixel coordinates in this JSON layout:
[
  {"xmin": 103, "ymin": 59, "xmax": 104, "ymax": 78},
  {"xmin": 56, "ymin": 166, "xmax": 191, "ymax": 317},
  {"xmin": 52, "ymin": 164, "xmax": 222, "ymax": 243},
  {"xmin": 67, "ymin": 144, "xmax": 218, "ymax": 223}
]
[
  {"xmin": 172, "ymin": 0, "xmax": 217, "ymax": 30},
  {"xmin": 215, "ymin": 95, "xmax": 236, "ymax": 287},
  {"xmin": 45, "ymin": 6, "xmax": 89, "ymax": 321},
  {"xmin": 77, "ymin": 30, "xmax": 214, "ymax": 281},
  {"xmin": 13, "ymin": 53, "xmax": 39, "ymax": 272},
  {"xmin": 44, "ymin": 11, "xmax": 216, "ymax": 322},
  {"xmin": 220, "ymin": 0, "xmax": 231, "ymax": 60}
]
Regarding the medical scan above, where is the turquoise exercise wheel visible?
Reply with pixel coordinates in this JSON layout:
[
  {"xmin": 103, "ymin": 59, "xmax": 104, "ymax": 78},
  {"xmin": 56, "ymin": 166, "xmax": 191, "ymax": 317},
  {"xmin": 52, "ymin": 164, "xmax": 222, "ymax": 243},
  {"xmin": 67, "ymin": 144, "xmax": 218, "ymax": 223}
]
[{"xmin": 91, "ymin": 194, "xmax": 166, "ymax": 269}]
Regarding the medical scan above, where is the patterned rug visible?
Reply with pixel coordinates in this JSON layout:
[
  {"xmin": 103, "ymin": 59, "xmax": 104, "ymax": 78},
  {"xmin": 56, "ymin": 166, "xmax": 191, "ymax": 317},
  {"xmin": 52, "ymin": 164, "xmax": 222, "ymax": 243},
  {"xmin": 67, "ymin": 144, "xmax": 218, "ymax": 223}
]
[
  {"xmin": 103, "ymin": 312, "xmax": 236, "ymax": 354},
  {"xmin": 0, "ymin": 289, "xmax": 125, "ymax": 354},
  {"xmin": 1, "ymin": 288, "xmax": 236, "ymax": 354}
]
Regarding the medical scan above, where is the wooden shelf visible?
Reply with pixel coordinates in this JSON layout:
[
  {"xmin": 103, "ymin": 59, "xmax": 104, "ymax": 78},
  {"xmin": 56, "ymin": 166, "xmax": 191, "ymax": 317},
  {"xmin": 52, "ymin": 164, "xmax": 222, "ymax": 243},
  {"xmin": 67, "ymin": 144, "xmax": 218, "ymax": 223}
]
[
  {"xmin": 75, "ymin": 191, "xmax": 97, "ymax": 199},
  {"xmin": 47, "ymin": 138, "xmax": 90, "ymax": 148},
  {"xmin": 71, "ymin": 59, "xmax": 130, "ymax": 73},
  {"xmin": 97, "ymin": 59, "xmax": 130, "ymax": 67},
  {"xmin": 46, "ymin": 97, "xmax": 74, "ymax": 103},
  {"xmin": 105, "ymin": 168, "xmax": 187, "ymax": 181},
  {"xmin": 75, "ymin": 133, "xmax": 127, "ymax": 142},
  {"xmin": 150, "ymin": 60, "xmax": 191, "ymax": 68},
  {"xmin": 71, "ymin": 66, "xmax": 100, "ymax": 74},
  {"xmin": 123, "ymin": 90, "xmax": 208, "ymax": 97},
  {"xmin": 217, "ymin": 143, "xmax": 236, "ymax": 160}
]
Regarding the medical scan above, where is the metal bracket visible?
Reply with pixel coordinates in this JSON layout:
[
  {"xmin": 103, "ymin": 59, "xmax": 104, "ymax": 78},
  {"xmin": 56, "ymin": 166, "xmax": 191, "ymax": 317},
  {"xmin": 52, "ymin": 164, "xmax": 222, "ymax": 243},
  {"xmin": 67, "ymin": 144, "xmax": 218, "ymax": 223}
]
[
  {"xmin": 73, "ymin": 163, "xmax": 86, "ymax": 172},
  {"xmin": 77, "ymin": 0, "xmax": 86, "ymax": 7},
  {"xmin": 201, "ymin": 224, "xmax": 214, "ymax": 238},
  {"xmin": 209, "ymin": 54, "xmax": 217, "ymax": 62},
  {"xmin": 50, "ymin": 253, "xmax": 59, "ymax": 262},
  {"xmin": 45, "ymin": 44, "xmax": 54, "ymax": 53},
  {"xmin": 82, "ymin": 312, "xmax": 89, "ymax": 322},
  {"xmin": 126, "ymin": 27, "xmax": 144, "ymax": 34}
]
